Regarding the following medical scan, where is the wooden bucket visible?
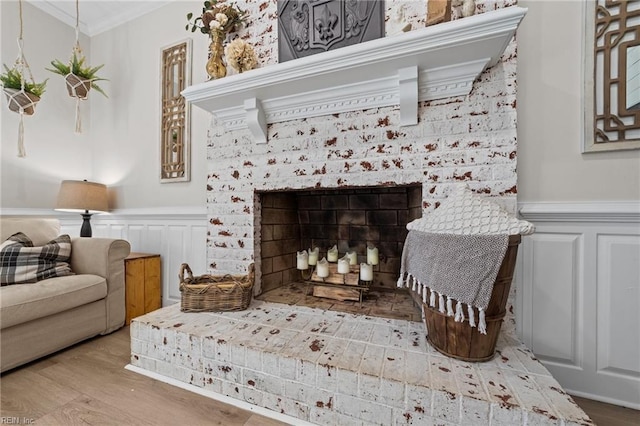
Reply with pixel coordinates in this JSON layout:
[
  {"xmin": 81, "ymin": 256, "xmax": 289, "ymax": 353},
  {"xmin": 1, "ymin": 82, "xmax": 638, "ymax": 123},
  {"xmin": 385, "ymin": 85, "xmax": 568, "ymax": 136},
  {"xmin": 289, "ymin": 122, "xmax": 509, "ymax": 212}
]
[{"xmin": 422, "ymin": 234, "xmax": 521, "ymax": 362}]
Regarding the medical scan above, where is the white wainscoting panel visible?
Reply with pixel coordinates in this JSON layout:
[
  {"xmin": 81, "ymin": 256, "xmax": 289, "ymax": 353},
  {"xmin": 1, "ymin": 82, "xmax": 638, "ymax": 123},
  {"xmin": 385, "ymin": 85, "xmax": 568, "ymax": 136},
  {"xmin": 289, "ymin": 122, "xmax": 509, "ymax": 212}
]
[
  {"xmin": 1, "ymin": 207, "xmax": 207, "ymax": 307},
  {"xmin": 518, "ymin": 202, "xmax": 640, "ymax": 410},
  {"xmin": 529, "ymin": 233, "xmax": 582, "ymax": 367},
  {"xmin": 93, "ymin": 210, "xmax": 208, "ymax": 306},
  {"xmin": 596, "ymin": 234, "xmax": 640, "ymax": 378}
]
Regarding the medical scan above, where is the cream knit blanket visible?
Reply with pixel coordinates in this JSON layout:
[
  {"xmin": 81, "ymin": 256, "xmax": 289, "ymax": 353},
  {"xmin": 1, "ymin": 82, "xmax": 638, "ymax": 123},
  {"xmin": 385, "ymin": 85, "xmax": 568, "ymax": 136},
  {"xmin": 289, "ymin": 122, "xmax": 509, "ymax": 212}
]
[{"xmin": 398, "ymin": 230, "xmax": 509, "ymax": 334}]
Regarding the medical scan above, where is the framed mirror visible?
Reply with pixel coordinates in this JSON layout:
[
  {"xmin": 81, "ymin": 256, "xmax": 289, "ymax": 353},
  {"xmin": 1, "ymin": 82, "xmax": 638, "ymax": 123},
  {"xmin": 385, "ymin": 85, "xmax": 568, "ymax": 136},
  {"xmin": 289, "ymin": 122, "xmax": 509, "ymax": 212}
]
[{"xmin": 583, "ymin": 0, "xmax": 640, "ymax": 152}]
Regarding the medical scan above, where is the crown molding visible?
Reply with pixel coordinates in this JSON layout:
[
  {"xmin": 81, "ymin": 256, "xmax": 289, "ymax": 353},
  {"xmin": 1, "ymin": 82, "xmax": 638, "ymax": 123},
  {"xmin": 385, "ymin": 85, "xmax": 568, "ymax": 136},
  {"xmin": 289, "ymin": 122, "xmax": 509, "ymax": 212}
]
[
  {"xmin": 27, "ymin": 1, "xmax": 172, "ymax": 37},
  {"xmin": 182, "ymin": 6, "xmax": 527, "ymax": 144}
]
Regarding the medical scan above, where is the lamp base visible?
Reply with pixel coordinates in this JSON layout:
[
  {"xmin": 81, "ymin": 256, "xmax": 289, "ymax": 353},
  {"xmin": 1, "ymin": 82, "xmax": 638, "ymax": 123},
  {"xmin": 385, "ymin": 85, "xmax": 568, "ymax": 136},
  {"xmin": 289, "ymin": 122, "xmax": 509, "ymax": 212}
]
[{"xmin": 80, "ymin": 212, "xmax": 93, "ymax": 237}]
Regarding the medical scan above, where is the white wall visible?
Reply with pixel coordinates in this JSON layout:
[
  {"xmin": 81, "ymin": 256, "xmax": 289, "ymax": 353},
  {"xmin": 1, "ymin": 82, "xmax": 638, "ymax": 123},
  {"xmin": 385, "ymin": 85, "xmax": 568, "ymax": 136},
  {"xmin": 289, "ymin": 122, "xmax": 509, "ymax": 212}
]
[
  {"xmin": 1, "ymin": 1, "xmax": 93, "ymax": 208},
  {"xmin": 518, "ymin": 0, "xmax": 640, "ymax": 202},
  {"xmin": 88, "ymin": 1, "xmax": 209, "ymax": 210},
  {"xmin": 1, "ymin": 1, "xmax": 208, "ymax": 211}
]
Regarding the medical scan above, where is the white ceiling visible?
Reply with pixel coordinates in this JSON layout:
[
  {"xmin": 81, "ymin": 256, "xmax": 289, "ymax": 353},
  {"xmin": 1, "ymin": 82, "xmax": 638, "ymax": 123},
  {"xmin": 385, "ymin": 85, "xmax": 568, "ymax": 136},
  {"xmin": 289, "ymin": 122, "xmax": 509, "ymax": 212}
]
[{"xmin": 27, "ymin": 0, "xmax": 173, "ymax": 37}]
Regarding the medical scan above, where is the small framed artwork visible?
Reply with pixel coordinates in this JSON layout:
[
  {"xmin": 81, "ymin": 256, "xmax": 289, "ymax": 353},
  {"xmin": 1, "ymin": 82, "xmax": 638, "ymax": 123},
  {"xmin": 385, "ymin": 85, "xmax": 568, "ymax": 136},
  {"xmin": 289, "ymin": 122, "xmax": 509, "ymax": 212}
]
[
  {"xmin": 160, "ymin": 39, "xmax": 192, "ymax": 182},
  {"xmin": 583, "ymin": 0, "xmax": 640, "ymax": 152}
]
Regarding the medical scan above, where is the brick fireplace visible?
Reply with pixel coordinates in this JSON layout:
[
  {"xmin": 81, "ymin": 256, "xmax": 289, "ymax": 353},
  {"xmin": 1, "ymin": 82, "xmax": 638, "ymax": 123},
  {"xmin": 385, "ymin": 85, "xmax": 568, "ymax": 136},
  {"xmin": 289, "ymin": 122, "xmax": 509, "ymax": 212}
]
[
  {"xmin": 207, "ymin": 63, "xmax": 518, "ymax": 297},
  {"xmin": 196, "ymin": 6, "xmax": 523, "ymax": 299},
  {"xmin": 130, "ymin": 5, "xmax": 592, "ymax": 425}
]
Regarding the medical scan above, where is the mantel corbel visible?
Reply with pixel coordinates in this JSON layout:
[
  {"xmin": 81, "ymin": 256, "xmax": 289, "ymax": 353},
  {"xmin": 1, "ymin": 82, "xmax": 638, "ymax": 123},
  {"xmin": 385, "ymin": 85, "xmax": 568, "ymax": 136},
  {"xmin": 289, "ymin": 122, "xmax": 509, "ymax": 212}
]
[{"xmin": 182, "ymin": 6, "xmax": 527, "ymax": 144}]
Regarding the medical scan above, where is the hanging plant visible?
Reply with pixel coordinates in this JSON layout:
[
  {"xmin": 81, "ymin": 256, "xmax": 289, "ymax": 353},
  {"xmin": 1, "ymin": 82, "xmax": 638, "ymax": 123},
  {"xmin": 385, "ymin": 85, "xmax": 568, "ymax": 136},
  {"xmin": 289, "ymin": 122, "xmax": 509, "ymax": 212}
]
[
  {"xmin": 47, "ymin": 52, "xmax": 108, "ymax": 99},
  {"xmin": 1, "ymin": 64, "xmax": 47, "ymax": 115},
  {"xmin": 46, "ymin": 0, "xmax": 107, "ymax": 133},
  {"xmin": 1, "ymin": 0, "xmax": 45, "ymax": 157}
]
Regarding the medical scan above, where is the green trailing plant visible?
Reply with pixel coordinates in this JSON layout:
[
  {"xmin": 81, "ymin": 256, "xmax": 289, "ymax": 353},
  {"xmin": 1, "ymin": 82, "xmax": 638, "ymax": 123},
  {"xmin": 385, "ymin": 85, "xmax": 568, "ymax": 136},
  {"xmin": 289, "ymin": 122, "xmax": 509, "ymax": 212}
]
[
  {"xmin": 0, "ymin": 64, "xmax": 47, "ymax": 97},
  {"xmin": 47, "ymin": 52, "xmax": 108, "ymax": 97}
]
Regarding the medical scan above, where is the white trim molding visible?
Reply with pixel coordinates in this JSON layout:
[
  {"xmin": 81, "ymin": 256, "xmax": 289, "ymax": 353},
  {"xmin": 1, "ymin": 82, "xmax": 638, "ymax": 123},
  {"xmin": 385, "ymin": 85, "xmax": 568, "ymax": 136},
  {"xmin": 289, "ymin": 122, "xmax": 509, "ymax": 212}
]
[
  {"xmin": 182, "ymin": 6, "xmax": 527, "ymax": 144},
  {"xmin": 519, "ymin": 201, "xmax": 640, "ymax": 223},
  {"xmin": 516, "ymin": 201, "xmax": 640, "ymax": 410}
]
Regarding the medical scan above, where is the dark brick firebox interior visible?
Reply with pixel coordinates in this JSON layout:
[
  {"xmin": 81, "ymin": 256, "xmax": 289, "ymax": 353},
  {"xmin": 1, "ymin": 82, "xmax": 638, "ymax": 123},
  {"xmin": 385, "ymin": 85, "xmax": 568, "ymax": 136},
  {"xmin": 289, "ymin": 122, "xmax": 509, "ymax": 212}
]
[{"xmin": 258, "ymin": 185, "xmax": 422, "ymax": 295}]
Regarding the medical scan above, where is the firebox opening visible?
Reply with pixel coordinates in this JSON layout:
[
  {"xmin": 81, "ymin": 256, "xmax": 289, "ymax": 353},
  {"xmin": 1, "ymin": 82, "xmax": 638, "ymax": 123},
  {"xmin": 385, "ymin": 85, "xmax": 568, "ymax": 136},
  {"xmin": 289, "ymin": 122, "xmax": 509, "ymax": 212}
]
[{"xmin": 258, "ymin": 184, "xmax": 422, "ymax": 299}]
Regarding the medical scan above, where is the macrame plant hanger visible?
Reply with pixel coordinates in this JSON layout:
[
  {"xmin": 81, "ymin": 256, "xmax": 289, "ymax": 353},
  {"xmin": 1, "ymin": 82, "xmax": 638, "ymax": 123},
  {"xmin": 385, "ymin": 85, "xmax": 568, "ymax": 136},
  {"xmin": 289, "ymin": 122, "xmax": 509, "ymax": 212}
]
[
  {"xmin": 4, "ymin": 0, "xmax": 41, "ymax": 157},
  {"xmin": 66, "ymin": 0, "xmax": 90, "ymax": 133}
]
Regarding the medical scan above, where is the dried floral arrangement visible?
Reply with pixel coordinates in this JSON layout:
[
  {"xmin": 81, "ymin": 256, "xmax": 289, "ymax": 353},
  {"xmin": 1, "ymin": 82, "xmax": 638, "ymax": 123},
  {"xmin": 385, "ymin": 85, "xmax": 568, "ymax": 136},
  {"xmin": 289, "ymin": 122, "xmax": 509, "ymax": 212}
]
[
  {"xmin": 224, "ymin": 39, "xmax": 257, "ymax": 73},
  {"xmin": 186, "ymin": 0, "xmax": 247, "ymax": 36}
]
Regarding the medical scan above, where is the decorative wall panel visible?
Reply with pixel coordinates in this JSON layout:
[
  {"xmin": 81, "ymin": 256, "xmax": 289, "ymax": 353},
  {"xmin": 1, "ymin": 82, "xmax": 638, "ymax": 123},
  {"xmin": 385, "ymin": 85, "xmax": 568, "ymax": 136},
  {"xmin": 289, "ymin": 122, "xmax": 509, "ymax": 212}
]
[
  {"xmin": 160, "ymin": 40, "xmax": 192, "ymax": 181},
  {"xmin": 277, "ymin": 0, "xmax": 384, "ymax": 62}
]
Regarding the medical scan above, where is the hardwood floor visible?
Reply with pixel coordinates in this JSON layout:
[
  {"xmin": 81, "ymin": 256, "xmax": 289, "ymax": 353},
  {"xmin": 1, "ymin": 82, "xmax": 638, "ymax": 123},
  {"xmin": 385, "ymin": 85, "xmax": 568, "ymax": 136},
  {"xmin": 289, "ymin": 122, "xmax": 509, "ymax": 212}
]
[
  {"xmin": 1, "ymin": 326, "xmax": 638, "ymax": 425},
  {"xmin": 0, "ymin": 327, "xmax": 286, "ymax": 426},
  {"xmin": 571, "ymin": 396, "xmax": 639, "ymax": 426}
]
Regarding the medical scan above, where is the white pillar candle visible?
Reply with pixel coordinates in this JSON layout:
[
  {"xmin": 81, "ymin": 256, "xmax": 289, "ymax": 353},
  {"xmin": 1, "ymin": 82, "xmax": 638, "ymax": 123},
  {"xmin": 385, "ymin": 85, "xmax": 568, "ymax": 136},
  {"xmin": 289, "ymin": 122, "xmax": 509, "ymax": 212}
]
[
  {"xmin": 367, "ymin": 245, "xmax": 379, "ymax": 265},
  {"xmin": 327, "ymin": 245, "xmax": 339, "ymax": 262},
  {"xmin": 346, "ymin": 251, "xmax": 357, "ymax": 265},
  {"xmin": 308, "ymin": 247, "xmax": 319, "ymax": 266},
  {"xmin": 360, "ymin": 263, "xmax": 373, "ymax": 281},
  {"xmin": 337, "ymin": 255, "xmax": 350, "ymax": 274},
  {"xmin": 316, "ymin": 257, "xmax": 330, "ymax": 278},
  {"xmin": 296, "ymin": 250, "xmax": 309, "ymax": 270}
]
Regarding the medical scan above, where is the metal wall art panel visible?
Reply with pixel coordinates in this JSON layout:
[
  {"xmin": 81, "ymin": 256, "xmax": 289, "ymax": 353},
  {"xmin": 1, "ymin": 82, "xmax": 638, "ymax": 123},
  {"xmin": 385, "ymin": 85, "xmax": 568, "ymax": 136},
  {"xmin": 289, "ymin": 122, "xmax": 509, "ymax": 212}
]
[
  {"xmin": 277, "ymin": 0, "xmax": 385, "ymax": 62},
  {"xmin": 583, "ymin": 0, "xmax": 640, "ymax": 152}
]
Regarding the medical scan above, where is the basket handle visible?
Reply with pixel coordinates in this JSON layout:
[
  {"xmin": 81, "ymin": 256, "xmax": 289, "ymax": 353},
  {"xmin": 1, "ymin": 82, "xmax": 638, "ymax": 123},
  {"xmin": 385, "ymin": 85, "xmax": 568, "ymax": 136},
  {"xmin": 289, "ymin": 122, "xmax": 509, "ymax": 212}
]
[{"xmin": 179, "ymin": 263, "xmax": 194, "ymax": 283}]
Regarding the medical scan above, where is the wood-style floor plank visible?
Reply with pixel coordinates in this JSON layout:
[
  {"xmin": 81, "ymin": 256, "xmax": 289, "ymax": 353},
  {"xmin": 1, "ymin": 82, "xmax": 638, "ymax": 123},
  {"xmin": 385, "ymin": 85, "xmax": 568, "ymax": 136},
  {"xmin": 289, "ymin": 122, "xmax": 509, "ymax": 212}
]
[
  {"xmin": 0, "ymin": 369, "xmax": 81, "ymax": 419},
  {"xmin": 1, "ymin": 327, "xmax": 285, "ymax": 426},
  {"xmin": 35, "ymin": 395, "xmax": 155, "ymax": 426},
  {"xmin": 571, "ymin": 396, "xmax": 640, "ymax": 426}
]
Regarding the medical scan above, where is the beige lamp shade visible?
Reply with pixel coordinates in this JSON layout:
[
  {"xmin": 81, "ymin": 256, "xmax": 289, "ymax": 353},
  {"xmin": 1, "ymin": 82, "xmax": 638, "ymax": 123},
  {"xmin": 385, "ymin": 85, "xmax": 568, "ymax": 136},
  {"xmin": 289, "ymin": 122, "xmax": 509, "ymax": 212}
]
[{"xmin": 55, "ymin": 180, "xmax": 109, "ymax": 213}]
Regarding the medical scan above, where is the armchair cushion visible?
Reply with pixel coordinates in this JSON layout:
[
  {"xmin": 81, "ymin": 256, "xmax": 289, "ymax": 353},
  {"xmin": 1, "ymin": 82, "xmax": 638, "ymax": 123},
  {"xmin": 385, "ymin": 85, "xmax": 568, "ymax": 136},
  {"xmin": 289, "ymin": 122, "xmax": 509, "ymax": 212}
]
[{"xmin": 0, "ymin": 232, "xmax": 74, "ymax": 285}]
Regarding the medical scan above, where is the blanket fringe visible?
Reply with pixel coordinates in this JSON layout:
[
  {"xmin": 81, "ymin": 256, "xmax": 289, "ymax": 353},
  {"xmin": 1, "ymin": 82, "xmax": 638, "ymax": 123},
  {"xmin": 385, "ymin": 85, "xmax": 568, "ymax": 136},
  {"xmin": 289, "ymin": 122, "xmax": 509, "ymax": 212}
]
[
  {"xmin": 468, "ymin": 305, "xmax": 476, "ymax": 327},
  {"xmin": 404, "ymin": 282, "xmax": 488, "ymax": 335},
  {"xmin": 438, "ymin": 292, "xmax": 445, "ymax": 314},
  {"xmin": 454, "ymin": 301, "xmax": 464, "ymax": 322},
  {"xmin": 446, "ymin": 296, "xmax": 454, "ymax": 317},
  {"xmin": 478, "ymin": 308, "xmax": 486, "ymax": 335}
]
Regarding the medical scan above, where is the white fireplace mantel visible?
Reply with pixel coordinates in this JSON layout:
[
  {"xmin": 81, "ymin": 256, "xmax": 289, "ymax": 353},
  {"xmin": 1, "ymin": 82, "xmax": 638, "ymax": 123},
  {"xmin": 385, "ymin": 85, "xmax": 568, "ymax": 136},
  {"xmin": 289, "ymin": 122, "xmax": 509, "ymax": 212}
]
[{"xmin": 182, "ymin": 6, "xmax": 527, "ymax": 144}]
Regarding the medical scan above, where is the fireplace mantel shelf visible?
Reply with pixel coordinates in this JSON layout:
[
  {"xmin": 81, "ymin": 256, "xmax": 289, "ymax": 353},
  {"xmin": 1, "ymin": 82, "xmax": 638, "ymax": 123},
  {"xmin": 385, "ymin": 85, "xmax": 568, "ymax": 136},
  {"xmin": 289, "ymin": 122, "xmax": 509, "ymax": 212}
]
[{"xmin": 182, "ymin": 6, "xmax": 527, "ymax": 144}]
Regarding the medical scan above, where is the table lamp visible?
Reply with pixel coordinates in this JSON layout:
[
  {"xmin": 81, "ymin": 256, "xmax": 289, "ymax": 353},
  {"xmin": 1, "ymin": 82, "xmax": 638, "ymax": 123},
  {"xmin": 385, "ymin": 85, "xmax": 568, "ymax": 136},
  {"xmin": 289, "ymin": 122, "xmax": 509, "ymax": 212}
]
[{"xmin": 55, "ymin": 180, "xmax": 108, "ymax": 237}]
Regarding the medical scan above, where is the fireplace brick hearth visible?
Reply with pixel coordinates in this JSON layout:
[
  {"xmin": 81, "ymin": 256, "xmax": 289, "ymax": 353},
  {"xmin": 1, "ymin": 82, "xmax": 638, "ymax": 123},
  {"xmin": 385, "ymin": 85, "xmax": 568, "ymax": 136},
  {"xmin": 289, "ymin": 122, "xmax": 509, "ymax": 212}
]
[{"xmin": 130, "ymin": 303, "xmax": 593, "ymax": 425}]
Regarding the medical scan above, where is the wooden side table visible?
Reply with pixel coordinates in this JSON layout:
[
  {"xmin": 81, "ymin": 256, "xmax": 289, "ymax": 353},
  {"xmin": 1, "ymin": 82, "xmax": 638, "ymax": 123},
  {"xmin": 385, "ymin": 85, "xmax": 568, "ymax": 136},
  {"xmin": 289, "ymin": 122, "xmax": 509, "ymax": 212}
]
[{"xmin": 125, "ymin": 253, "xmax": 162, "ymax": 325}]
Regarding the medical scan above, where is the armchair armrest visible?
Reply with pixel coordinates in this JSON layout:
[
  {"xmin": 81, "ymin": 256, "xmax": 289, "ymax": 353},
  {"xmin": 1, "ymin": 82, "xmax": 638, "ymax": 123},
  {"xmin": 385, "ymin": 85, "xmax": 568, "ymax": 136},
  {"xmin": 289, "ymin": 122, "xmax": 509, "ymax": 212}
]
[
  {"xmin": 71, "ymin": 238, "xmax": 131, "ymax": 333},
  {"xmin": 70, "ymin": 238, "xmax": 131, "ymax": 277}
]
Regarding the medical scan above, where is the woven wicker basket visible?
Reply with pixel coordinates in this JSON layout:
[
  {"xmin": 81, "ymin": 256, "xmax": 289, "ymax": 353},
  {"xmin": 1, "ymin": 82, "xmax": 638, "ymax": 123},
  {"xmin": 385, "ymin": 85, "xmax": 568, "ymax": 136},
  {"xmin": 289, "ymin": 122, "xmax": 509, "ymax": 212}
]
[{"xmin": 179, "ymin": 263, "xmax": 254, "ymax": 312}]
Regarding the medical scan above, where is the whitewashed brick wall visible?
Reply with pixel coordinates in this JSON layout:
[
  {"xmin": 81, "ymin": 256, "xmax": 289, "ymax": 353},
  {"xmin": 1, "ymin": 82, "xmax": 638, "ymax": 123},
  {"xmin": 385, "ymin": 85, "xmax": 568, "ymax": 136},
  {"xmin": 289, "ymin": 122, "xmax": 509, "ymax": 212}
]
[{"xmin": 206, "ymin": 0, "xmax": 519, "ymax": 296}]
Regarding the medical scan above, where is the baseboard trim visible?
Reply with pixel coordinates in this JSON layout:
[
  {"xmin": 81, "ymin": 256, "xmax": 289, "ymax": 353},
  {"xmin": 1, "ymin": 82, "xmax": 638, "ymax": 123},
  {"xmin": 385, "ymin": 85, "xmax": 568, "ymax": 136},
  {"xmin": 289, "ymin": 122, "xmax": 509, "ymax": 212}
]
[
  {"xmin": 125, "ymin": 364, "xmax": 315, "ymax": 425},
  {"xmin": 518, "ymin": 201, "xmax": 640, "ymax": 223},
  {"xmin": 567, "ymin": 388, "xmax": 640, "ymax": 411}
]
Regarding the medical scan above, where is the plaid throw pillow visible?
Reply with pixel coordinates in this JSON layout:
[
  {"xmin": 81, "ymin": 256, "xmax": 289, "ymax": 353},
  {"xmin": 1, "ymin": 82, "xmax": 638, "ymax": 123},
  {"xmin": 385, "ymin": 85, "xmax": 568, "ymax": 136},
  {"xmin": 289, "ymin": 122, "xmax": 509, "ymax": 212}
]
[{"xmin": 0, "ymin": 232, "xmax": 74, "ymax": 286}]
